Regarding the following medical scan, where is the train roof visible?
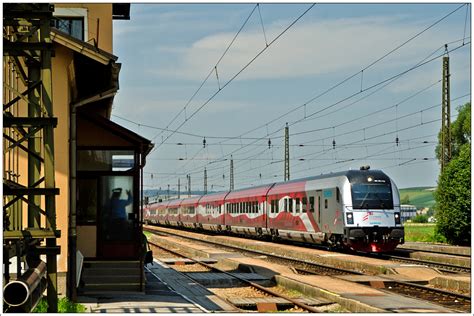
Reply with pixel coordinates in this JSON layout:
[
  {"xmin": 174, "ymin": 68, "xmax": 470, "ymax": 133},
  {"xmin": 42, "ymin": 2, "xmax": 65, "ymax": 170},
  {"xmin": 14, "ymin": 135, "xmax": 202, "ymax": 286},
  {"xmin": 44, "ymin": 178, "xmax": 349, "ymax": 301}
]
[
  {"xmin": 180, "ymin": 195, "xmax": 202, "ymax": 206},
  {"xmin": 199, "ymin": 191, "xmax": 230, "ymax": 204},
  {"xmin": 226, "ymin": 183, "xmax": 274, "ymax": 200},
  {"xmin": 148, "ymin": 168, "xmax": 390, "ymax": 206}
]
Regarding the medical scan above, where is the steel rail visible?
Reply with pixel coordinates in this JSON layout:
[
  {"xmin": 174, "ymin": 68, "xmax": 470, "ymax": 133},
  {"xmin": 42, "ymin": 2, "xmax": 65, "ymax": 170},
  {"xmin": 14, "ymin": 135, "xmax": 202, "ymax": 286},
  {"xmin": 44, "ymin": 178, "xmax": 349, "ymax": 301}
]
[
  {"xmin": 378, "ymin": 253, "xmax": 471, "ymax": 274},
  {"xmin": 395, "ymin": 247, "xmax": 471, "ymax": 258},
  {"xmin": 147, "ymin": 239, "xmax": 322, "ymax": 313}
]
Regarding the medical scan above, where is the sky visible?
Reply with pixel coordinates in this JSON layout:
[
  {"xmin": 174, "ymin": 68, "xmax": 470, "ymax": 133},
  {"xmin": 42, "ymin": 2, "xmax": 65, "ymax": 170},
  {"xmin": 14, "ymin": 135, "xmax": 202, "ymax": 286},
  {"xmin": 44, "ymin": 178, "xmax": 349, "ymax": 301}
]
[{"xmin": 111, "ymin": 3, "xmax": 471, "ymax": 192}]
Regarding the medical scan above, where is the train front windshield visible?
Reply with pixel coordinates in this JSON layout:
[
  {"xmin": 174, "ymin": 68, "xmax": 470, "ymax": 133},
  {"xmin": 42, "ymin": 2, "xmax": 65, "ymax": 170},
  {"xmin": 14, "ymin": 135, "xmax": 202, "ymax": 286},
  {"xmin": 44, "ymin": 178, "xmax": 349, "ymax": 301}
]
[{"xmin": 351, "ymin": 183, "xmax": 393, "ymax": 209}]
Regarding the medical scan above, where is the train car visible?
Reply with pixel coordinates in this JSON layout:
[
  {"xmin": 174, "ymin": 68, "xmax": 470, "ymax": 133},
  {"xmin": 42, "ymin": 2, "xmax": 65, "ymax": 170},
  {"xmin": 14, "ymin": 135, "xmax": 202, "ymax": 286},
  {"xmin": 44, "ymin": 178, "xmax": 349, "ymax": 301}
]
[
  {"xmin": 179, "ymin": 196, "xmax": 200, "ymax": 228},
  {"xmin": 197, "ymin": 192, "xmax": 227, "ymax": 231},
  {"xmin": 143, "ymin": 167, "xmax": 404, "ymax": 253},
  {"xmin": 166, "ymin": 198, "xmax": 182, "ymax": 226},
  {"xmin": 224, "ymin": 184, "xmax": 273, "ymax": 236}
]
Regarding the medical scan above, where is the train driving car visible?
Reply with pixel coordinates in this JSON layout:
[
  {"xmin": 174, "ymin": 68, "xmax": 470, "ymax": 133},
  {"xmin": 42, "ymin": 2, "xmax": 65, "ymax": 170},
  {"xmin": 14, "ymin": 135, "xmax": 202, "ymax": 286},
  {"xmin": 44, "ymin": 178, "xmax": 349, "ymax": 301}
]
[
  {"xmin": 198, "ymin": 192, "xmax": 227, "ymax": 231},
  {"xmin": 341, "ymin": 167, "xmax": 403, "ymax": 252},
  {"xmin": 224, "ymin": 184, "xmax": 272, "ymax": 236},
  {"xmin": 179, "ymin": 196, "xmax": 200, "ymax": 228},
  {"xmin": 270, "ymin": 167, "xmax": 403, "ymax": 252}
]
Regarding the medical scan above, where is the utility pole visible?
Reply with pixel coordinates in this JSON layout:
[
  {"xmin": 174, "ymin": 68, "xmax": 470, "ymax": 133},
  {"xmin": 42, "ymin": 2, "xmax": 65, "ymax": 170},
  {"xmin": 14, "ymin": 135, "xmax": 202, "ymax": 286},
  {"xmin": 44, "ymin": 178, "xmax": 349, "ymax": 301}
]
[
  {"xmin": 187, "ymin": 174, "xmax": 191, "ymax": 197},
  {"xmin": 177, "ymin": 178, "xmax": 180, "ymax": 199},
  {"xmin": 204, "ymin": 167, "xmax": 207, "ymax": 194},
  {"xmin": 230, "ymin": 156, "xmax": 234, "ymax": 191},
  {"xmin": 284, "ymin": 122, "xmax": 290, "ymax": 181},
  {"xmin": 167, "ymin": 184, "xmax": 170, "ymax": 199},
  {"xmin": 441, "ymin": 48, "xmax": 451, "ymax": 173}
]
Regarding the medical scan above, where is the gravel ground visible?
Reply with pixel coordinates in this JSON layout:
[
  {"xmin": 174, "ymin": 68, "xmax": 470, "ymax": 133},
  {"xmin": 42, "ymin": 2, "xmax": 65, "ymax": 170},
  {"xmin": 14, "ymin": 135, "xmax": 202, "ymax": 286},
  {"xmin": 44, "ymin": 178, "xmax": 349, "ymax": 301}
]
[
  {"xmin": 208, "ymin": 286, "xmax": 269, "ymax": 299},
  {"xmin": 171, "ymin": 263, "xmax": 212, "ymax": 272}
]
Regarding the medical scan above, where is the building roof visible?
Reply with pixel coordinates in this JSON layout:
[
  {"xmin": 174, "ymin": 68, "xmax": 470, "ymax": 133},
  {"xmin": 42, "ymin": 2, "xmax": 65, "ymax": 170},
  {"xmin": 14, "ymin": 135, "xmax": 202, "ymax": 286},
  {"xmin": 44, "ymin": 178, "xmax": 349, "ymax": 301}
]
[{"xmin": 51, "ymin": 28, "xmax": 117, "ymax": 65}]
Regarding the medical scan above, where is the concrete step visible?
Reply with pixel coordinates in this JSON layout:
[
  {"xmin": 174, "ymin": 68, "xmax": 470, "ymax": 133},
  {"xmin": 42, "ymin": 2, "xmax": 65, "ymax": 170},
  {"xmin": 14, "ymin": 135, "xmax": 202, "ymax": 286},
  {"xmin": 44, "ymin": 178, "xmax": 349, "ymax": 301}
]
[
  {"xmin": 82, "ymin": 274, "xmax": 142, "ymax": 284},
  {"xmin": 82, "ymin": 267, "xmax": 141, "ymax": 277},
  {"xmin": 79, "ymin": 283, "xmax": 142, "ymax": 293},
  {"xmin": 83, "ymin": 260, "xmax": 140, "ymax": 269},
  {"xmin": 79, "ymin": 260, "xmax": 144, "ymax": 294}
]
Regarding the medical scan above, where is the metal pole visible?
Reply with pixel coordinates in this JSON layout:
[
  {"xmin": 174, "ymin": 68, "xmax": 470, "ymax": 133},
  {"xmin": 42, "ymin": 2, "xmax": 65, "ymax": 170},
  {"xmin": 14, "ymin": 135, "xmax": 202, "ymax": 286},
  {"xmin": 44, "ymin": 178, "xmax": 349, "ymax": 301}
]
[
  {"xmin": 441, "ymin": 55, "xmax": 451, "ymax": 172},
  {"xmin": 230, "ymin": 156, "xmax": 234, "ymax": 191},
  {"xmin": 41, "ymin": 10, "xmax": 59, "ymax": 311},
  {"xmin": 204, "ymin": 168, "xmax": 207, "ymax": 194},
  {"xmin": 284, "ymin": 123, "xmax": 290, "ymax": 181},
  {"xmin": 177, "ymin": 178, "xmax": 180, "ymax": 199}
]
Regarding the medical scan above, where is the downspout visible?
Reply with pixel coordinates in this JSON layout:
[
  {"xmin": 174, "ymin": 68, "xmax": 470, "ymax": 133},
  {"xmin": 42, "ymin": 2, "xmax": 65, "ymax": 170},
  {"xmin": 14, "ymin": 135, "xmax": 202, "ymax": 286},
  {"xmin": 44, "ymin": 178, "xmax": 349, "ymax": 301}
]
[
  {"xmin": 68, "ymin": 102, "xmax": 77, "ymax": 301},
  {"xmin": 140, "ymin": 151, "xmax": 144, "ymax": 291}
]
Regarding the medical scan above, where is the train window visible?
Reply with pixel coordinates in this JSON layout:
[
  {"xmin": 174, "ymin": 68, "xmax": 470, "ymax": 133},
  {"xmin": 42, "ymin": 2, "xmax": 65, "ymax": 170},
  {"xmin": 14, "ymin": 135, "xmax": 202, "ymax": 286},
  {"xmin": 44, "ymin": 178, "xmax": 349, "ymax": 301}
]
[
  {"xmin": 325, "ymin": 199, "xmax": 328, "ymax": 209},
  {"xmin": 302, "ymin": 197, "xmax": 307, "ymax": 213},
  {"xmin": 336, "ymin": 188, "xmax": 340, "ymax": 203},
  {"xmin": 283, "ymin": 199, "xmax": 287, "ymax": 212},
  {"xmin": 295, "ymin": 198, "xmax": 300, "ymax": 213},
  {"xmin": 289, "ymin": 198, "xmax": 293, "ymax": 212},
  {"xmin": 309, "ymin": 196, "xmax": 315, "ymax": 212}
]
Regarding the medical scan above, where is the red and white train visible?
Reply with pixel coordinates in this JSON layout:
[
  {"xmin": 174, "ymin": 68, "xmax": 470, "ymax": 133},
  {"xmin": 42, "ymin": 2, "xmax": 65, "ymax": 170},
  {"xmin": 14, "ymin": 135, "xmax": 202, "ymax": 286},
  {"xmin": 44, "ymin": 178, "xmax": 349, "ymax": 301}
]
[{"xmin": 143, "ymin": 167, "xmax": 404, "ymax": 253}]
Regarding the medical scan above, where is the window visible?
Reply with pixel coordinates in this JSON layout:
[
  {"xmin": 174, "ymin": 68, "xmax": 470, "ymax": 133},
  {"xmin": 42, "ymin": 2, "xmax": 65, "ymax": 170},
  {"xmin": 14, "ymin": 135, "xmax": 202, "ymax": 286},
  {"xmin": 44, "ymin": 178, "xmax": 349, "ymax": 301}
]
[
  {"xmin": 52, "ymin": 17, "xmax": 84, "ymax": 41},
  {"xmin": 336, "ymin": 188, "xmax": 340, "ymax": 203},
  {"xmin": 289, "ymin": 198, "xmax": 293, "ymax": 212},
  {"xmin": 325, "ymin": 199, "xmax": 328, "ymax": 209},
  {"xmin": 78, "ymin": 150, "xmax": 136, "ymax": 172},
  {"xmin": 302, "ymin": 197, "xmax": 307, "ymax": 213},
  {"xmin": 351, "ymin": 183, "xmax": 393, "ymax": 209},
  {"xmin": 296, "ymin": 198, "xmax": 300, "ymax": 213},
  {"xmin": 77, "ymin": 179, "xmax": 97, "ymax": 224},
  {"xmin": 284, "ymin": 199, "xmax": 288, "ymax": 212},
  {"xmin": 309, "ymin": 196, "xmax": 315, "ymax": 212}
]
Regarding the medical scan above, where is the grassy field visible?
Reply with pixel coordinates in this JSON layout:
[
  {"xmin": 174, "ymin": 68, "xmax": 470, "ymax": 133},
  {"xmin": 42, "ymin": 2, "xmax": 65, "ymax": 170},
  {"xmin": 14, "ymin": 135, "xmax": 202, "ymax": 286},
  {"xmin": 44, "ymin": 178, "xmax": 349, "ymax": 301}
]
[
  {"xmin": 399, "ymin": 187, "xmax": 435, "ymax": 209},
  {"xmin": 403, "ymin": 223, "xmax": 446, "ymax": 243}
]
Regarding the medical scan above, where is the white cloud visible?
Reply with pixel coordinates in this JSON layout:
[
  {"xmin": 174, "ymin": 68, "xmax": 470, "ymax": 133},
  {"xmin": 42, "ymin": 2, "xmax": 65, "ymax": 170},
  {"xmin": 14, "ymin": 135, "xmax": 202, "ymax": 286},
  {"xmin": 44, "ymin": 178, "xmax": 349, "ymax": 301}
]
[{"xmin": 154, "ymin": 16, "xmax": 464, "ymax": 83}]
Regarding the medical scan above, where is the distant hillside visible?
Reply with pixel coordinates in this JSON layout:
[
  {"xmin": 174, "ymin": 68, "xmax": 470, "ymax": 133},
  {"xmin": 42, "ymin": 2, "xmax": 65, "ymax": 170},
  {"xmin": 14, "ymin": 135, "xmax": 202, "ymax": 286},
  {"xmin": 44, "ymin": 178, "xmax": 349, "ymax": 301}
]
[{"xmin": 399, "ymin": 187, "xmax": 436, "ymax": 209}]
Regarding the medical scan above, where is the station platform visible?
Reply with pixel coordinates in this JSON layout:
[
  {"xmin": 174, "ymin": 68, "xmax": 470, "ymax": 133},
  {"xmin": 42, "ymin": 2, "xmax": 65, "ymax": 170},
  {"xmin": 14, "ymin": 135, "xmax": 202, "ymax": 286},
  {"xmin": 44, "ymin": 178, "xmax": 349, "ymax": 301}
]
[
  {"xmin": 78, "ymin": 260, "xmax": 237, "ymax": 313},
  {"xmin": 148, "ymin": 231, "xmax": 458, "ymax": 313}
]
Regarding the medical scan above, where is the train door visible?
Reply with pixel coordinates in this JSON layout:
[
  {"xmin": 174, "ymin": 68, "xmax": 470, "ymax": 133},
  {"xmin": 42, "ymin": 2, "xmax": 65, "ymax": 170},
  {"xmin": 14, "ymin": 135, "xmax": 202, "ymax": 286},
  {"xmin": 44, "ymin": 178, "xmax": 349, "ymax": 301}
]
[{"xmin": 315, "ymin": 190, "xmax": 322, "ymax": 230}]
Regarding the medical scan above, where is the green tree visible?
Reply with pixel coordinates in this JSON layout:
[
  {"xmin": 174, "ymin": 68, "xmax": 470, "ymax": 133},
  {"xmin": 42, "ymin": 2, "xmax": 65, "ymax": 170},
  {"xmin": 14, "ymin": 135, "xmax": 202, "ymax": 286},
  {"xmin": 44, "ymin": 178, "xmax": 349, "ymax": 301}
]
[
  {"xmin": 435, "ymin": 102, "xmax": 471, "ymax": 160},
  {"xmin": 434, "ymin": 143, "xmax": 471, "ymax": 245},
  {"xmin": 434, "ymin": 103, "xmax": 471, "ymax": 245},
  {"xmin": 400, "ymin": 194, "xmax": 410, "ymax": 204}
]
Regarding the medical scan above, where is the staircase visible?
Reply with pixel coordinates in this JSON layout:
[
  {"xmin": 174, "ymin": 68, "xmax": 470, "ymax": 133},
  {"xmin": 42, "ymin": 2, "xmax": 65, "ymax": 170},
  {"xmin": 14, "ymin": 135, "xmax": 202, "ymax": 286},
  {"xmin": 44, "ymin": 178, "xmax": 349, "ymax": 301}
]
[{"xmin": 78, "ymin": 260, "xmax": 144, "ymax": 294}]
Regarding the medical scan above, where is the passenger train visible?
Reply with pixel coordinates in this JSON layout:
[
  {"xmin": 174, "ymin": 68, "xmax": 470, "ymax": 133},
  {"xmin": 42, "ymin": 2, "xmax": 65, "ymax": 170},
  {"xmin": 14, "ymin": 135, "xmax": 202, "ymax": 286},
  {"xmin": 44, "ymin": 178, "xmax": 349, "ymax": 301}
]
[{"xmin": 143, "ymin": 167, "xmax": 404, "ymax": 253}]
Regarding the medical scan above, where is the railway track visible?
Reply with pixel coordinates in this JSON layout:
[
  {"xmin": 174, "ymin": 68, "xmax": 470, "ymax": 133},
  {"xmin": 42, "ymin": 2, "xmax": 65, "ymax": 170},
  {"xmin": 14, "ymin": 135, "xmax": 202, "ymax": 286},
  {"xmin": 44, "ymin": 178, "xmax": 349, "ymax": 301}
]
[
  {"xmin": 145, "ymin": 226, "xmax": 471, "ymax": 312},
  {"xmin": 395, "ymin": 247, "xmax": 471, "ymax": 258},
  {"xmin": 378, "ymin": 253, "xmax": 471, "ymax": 274},
  {"xmin": 145, "ymin": 226, "xmax": 363, "ymax": 276},
  {"xmin": 147, "ymin": 239, "xmax": 327, "ymax": 313}
]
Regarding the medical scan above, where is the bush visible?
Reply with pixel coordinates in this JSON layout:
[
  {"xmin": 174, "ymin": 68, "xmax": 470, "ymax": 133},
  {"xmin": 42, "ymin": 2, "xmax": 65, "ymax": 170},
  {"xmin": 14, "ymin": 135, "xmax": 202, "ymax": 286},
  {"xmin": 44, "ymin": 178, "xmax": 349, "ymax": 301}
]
[
  {"xmin": 435, "ymin": 144, "xmax": 471, "ymax": 245},
  {"xmin": 33, "ymin": 297, "xmax": 86, "ymax": 313},
  {"xmin": 411, "ymin": 214, "xmax": 428, "ymax": 223}
]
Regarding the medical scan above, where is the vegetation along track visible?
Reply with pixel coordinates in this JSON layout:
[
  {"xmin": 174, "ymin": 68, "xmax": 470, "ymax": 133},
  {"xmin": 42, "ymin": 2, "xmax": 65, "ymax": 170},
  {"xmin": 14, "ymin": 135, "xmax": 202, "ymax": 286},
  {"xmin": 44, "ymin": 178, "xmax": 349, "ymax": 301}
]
[{"xmin": 147, "ymin": 238, "xmax": 323, "ymax": 313}]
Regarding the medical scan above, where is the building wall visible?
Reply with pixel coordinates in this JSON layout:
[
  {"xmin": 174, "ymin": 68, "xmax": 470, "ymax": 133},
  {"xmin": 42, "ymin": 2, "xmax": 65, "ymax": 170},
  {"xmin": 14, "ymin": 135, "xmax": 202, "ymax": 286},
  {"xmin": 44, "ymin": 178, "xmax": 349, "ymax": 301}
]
[
  {"xmin": 4, "ymin": 4, "xmax": 115, "ymax": 277},
  {"xmin": 55, "ymin": 3, "xmax": 113, "ymax": 53}
]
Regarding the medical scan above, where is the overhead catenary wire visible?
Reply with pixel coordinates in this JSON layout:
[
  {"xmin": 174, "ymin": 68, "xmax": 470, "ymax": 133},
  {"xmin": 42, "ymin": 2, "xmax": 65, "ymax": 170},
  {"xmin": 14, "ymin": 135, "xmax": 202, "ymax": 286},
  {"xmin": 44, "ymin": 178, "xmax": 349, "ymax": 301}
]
[
  {"xmin": 141, "ymin": 5, "xmax": 469, "ymax": 190},
  {"xmin": 151, "ymin": 4, "xmax": 260, "ymax": 143},
  {"xmin": 150, "ymin": 3, "xmax": 316, "ymax": 152}
]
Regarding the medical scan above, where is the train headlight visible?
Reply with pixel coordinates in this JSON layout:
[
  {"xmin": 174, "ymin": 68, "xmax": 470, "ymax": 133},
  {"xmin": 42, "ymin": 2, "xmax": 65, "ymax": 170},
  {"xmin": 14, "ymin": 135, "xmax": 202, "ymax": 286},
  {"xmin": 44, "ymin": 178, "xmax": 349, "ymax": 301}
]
[
  {"xmin": 394, "ymin": 212, "xmax": 401, "ymax": 225},
  {"xmin": 346, "ymin": 212, "xmax": 354, "ymax": 225}
]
